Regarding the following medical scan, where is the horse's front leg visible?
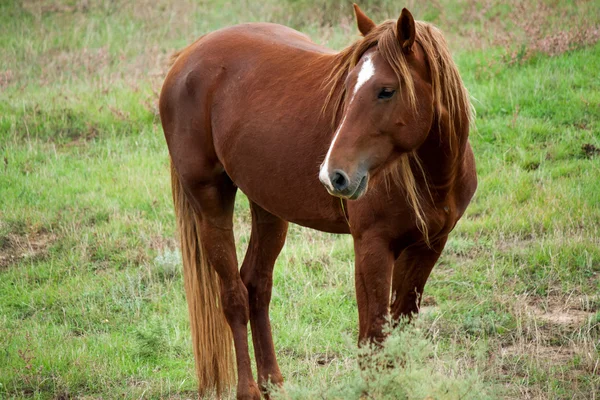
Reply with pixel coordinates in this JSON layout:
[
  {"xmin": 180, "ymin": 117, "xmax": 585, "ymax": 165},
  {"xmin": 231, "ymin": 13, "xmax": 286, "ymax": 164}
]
[
  {"xmin": 391, "ymin": 237, "xmax": 447, "ymax": 321},
  {"xmin": 353, "ymin": 231, "xmax": 395, "ymax": 344}
]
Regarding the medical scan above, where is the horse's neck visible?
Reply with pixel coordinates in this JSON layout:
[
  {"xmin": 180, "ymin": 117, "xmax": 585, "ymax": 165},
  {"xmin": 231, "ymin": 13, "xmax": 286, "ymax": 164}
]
[{"xmin": 416, "ymin": 111, "xmax": 470, "ymax": 200}]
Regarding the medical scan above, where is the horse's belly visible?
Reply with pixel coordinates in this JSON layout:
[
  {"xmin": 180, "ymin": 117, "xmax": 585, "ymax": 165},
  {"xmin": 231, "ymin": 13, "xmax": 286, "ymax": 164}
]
[
  {"xmin": 215, "ymin": 126, "xmax": 350, "ymax": 233},
  {"xmin": 229, "ymin": 158, "xmax": 350, "ymax": 233}
]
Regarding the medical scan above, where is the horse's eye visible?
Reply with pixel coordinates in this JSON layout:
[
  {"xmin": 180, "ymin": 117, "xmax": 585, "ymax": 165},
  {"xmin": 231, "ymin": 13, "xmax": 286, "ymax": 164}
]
[{"xmin": 378, "ymin": 88, "xmax": 396, "ymax": 100}]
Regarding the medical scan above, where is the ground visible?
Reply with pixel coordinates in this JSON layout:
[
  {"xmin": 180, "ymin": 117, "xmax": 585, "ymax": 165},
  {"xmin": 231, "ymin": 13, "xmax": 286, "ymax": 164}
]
[{"xmin": 1, "ymin": 0, "xmax": 599, "ymax": 399}]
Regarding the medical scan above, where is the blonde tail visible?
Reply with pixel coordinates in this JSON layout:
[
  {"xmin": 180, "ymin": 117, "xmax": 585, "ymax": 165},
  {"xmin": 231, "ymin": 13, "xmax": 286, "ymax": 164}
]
[{"xmin": 171, "ymin": 162, "xmax": 235, "ymax": 397}]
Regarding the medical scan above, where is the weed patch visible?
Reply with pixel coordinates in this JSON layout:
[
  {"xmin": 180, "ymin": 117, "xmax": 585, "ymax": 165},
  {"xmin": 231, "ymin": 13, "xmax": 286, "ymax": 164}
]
[{"xmin": 274, "ymin": 322, "xmax": 491, "ymax": 400}]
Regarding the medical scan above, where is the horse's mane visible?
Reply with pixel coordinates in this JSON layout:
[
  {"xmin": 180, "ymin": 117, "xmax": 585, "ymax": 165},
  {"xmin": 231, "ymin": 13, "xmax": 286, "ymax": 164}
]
[{"xmin": 322, "ymin": 20, "xmax": 472, "ymax": 241}]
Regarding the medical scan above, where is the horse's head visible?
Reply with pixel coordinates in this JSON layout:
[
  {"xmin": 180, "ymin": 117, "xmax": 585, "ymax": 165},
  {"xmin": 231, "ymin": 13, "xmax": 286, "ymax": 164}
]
[{"xmin": 319, "ymin": 7, "xmax": 434, "ymax": 200}]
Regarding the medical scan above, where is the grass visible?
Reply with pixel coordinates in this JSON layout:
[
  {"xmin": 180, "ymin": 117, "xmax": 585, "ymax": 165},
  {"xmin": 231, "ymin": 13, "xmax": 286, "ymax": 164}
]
[{"xmin": 1, "ymin": 0, "xmax": 599, "ymax": 398}]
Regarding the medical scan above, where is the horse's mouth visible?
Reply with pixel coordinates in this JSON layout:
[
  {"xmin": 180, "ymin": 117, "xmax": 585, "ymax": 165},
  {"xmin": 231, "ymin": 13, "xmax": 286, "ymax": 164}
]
[{"xmin": 348, "ymin": 174, "xmax": 369, "ymax": 200}]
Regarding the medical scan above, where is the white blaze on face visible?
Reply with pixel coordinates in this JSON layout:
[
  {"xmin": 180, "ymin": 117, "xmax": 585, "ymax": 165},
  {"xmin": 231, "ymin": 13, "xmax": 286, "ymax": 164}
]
[
  {"xmin": 319, "ymin": 115, "xmax": 347, "ymax": 190},
  {"xmin": 319, "ymin": 55, "xmax": 376, "ymax": 190},
  {"xmin": 352, "ymin": 55, "xmax": 375, "ymax": 100}
]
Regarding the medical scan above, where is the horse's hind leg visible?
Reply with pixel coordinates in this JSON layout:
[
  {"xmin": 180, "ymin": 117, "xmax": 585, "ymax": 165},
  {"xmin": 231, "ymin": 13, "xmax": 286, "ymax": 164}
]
[
  {"xmin": 240, "ymin": 202, "xmax": 288, "ymax": 395},
  {"xmin": 391, "ymin": 236, "xmax": 448, "ymax": 321},
  {"xmin": 183, "ymin": 173, "xmax": 261, "ymax": 400}
]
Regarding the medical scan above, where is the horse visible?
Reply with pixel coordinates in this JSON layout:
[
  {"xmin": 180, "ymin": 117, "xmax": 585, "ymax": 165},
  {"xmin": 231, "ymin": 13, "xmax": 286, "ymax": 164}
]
[{"xmin": 159, "ymin": 4, "xmax": 476, "ymax": 399}]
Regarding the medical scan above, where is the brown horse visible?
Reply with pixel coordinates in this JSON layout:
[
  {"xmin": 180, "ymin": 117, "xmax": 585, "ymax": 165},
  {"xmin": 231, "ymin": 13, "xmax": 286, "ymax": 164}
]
[{"xmin": 159, "ymin": 5, "xmax": 476, "ymax": 399}]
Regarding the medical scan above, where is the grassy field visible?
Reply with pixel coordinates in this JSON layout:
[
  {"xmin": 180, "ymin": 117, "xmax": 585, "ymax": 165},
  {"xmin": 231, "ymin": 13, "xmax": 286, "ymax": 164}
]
[{"xmin": 1, "ymin": 0, "xmax": 599, "ymax": 398}]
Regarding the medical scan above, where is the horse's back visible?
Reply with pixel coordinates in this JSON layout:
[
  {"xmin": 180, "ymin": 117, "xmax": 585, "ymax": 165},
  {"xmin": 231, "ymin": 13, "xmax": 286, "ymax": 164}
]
[
  {"xmin": 163, "ymin": 22, "xmax": 336, "ymax": 118},
  {"xmin": 171, "ymin": 23, "xmax": 333, "ymax": 74},
  {"xmin": 207, "ymin": 23, "xmax": 334, "ymax": 54}
]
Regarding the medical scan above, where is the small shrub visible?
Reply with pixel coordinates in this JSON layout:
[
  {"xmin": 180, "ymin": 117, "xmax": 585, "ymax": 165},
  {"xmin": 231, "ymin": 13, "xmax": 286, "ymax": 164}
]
[{"xmin": 274, "ymin": 322, "xmax": 492, "ymax": 399}]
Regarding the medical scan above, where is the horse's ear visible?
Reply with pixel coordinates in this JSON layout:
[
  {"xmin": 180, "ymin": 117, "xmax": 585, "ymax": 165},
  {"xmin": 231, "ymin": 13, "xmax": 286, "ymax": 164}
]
[
  {"xmin": 396, "ymin": 8, "xmax": 415, "ymax": 54},
  {"xmin": 353, "ymin": 4, "xmax": 376, "ymax": 36}
]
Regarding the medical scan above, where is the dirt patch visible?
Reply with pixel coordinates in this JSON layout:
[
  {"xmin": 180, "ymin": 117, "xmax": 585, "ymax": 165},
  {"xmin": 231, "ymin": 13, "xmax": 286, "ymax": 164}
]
[
  {"xmin": 496, "ymin": 294, "xmax": 598, "ymax": 384},
  {"xmin": 0, "ymin": 230, "xmax": 57, "ymax": 269},
  {"xmin": 314, "ymin": 352, "xmax": 338, "ymax": 366},
  {"xmin": 531, "ymin": 307, "xmax": 591, "ymax": 328},
  {"xmin": 496, "ymin": 235, "xmax": 536, "ymax": 253},
  {"xmin": 503, "ymin": 294, "xmax": 597, "ymax": 353},
  {"xmin": 0, "ymin": 70, "xmax": 15, "ymax": 89},
  {"xmin": 527, "ymin": 295, "xmax": 596, "ymax": 327},
  {"xmin": 148, "ymin": 235, "xmax": 177, "ymax": 252},
  {"xmin": 582, "ymin": 143, "xmax": 600, "ymax": 158},
  {"xmin": 421, "ymin": 295, "xmax": 437, "ymax": 307},
  {"xmin": 501, "ymin": 343, "xmax": 575, "ymax": 364}
]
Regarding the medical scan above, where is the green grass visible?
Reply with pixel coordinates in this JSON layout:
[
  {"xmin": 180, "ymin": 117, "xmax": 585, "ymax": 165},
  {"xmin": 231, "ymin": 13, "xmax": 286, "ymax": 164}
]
[{"xmin": 1, "ymin": 1, "xmax": 599, "ymax": 399}]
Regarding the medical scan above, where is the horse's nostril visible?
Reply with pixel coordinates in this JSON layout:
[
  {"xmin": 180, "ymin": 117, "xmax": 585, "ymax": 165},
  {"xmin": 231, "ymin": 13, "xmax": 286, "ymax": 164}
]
[{"xmin": 331, "ymin": 170, "xmax": 349, "ymax": 192}]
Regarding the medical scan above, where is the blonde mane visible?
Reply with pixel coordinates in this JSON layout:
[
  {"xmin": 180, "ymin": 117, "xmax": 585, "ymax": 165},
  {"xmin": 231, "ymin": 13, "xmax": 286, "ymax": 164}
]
[{"xmin": 323, "ymin": 20, "xmax": 472, "ymax": 241}]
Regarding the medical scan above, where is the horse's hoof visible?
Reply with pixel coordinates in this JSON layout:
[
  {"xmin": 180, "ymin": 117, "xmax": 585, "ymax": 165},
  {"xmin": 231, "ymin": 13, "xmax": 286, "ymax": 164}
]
[{"xmin": 237, "ymin": 382, "xmax": 262, "ymax": 400}]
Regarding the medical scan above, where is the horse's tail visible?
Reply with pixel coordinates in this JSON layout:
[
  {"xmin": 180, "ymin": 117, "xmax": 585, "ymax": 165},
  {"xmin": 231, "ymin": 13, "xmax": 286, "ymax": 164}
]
[
  {"xmin": 170, "ymin": 162, "xmax": 235, "ymax": 397},
  {"xmin": 168, "ymin": 34, "xmax": 207, "ymax": 68}
]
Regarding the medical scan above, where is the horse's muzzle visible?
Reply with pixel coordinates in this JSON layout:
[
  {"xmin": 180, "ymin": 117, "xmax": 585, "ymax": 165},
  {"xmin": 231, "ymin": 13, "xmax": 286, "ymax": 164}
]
[{"xmin": 319, "ymin": 168, "xmax": 369, "ymax": 200}]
